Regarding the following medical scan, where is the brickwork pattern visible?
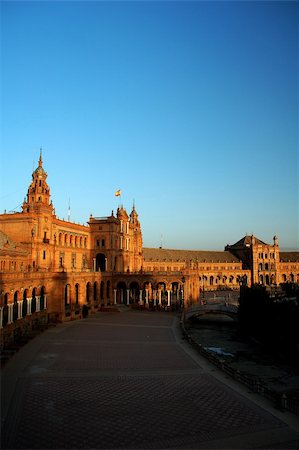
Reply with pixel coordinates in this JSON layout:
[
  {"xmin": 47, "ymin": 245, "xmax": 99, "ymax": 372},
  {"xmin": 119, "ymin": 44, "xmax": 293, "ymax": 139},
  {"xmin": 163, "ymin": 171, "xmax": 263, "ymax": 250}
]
[{"xmin": 1, "ymin": 312, "xmax": 297, "ymax": 449}]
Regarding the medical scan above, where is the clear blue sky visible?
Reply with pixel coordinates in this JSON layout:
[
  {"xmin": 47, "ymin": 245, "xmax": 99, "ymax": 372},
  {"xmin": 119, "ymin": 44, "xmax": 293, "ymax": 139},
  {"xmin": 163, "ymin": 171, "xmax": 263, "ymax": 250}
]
[{"xmin": 1, "ymin": 1, "xmax": 298, "ymax": 250}]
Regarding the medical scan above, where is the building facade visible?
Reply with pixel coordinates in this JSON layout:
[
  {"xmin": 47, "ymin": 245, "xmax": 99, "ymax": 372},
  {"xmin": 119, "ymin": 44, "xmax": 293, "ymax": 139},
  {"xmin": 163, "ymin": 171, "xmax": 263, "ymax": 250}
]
[{"xmin": 1, "ymin": 153, "xmax": 299, "ymax": 343}]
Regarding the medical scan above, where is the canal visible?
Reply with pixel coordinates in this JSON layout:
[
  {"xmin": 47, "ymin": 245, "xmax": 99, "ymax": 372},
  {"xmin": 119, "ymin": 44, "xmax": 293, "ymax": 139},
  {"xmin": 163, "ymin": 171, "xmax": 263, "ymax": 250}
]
[{"xmin": 185, "ymin": 314, "xmax": 299, "ymax": 397}]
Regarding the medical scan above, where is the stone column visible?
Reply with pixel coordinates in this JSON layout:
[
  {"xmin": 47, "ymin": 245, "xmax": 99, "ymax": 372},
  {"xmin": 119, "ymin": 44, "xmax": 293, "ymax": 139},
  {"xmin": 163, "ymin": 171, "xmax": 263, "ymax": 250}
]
[
  {"xmin": 36, "ymin": 296, "xmax": 40, "ymax": 312},
  {"xmin": 27, "ymin": 297, "xmax": 32, "ymax": 315},
  {"xmin": 0, "ymin": 307, "xmax": 3, "ymax": 328},
  {"xmin": 153, "ymin": 290, "xmax": 156, "ymax": 307},
  {"xmin": 158, "ymin": 290, "xmax": 162, "ymax": 306},
  {"xmin": 126, "ymin": 289, "xmax": 130, "ymax": 305},
  {"xmin": 8, "ymin": 304, "xmax": 13, "ymax": 324},
  {"xmin": 167, "ymin": 290, "xmax": 171, "ymax": 307},
  {"xmin": 44, "ymin": 295, "xmax": 47, "ymax": 310},
  {"xmin": 139, "ymin": 290, "xmax": 143, "ymax": 306},
  {"xmin": 18, "ymin": 301, "xmax": 23, "ymax": 319},
  {"xmin": 114, "ymin": 289, "xmax": 117, "ymax": 305},
  {"xmin": 120, "ymin": 289, "xmax": 123, "ymax": 304},
  {"xmin": 145, "ymin": 289, "xmax": 149, "ymax": 306}
]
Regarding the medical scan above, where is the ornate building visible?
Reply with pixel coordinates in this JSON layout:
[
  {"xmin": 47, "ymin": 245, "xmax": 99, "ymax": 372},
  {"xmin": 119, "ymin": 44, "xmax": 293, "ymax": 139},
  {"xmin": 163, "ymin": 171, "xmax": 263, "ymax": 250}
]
[{"xmin": 1, "ymin": 153, "xmax": 299, "ymax": 343}]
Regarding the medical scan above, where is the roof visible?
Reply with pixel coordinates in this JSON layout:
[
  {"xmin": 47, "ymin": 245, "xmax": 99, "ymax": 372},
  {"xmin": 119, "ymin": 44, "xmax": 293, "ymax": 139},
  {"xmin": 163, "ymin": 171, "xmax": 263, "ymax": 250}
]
[
  {"xmin": 0, "ymin": 230, "xmax": 28, "ymax": 255},
  {"xmin": 143, "ymin": 247, "xmax": 240, "ymax": 263},
  {"xmin": 229, "ymin": 235, "xmax": 268, "ymax": 248},
  {"xmin": 280, "ymin": 252, "xmax": 299, "ymax": 262}
]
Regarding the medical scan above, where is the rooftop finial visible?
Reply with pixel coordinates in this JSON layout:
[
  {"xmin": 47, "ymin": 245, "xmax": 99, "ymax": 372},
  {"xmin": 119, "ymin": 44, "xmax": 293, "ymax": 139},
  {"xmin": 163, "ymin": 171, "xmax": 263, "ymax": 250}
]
[{"xmin": 39, "ymin": 148, "xmax": 43, "ymax": 167}]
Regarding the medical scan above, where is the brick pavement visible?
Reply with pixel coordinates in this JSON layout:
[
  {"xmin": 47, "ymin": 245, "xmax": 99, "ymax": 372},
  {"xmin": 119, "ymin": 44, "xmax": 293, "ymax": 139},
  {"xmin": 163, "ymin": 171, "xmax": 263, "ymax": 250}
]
[{"xmin": 1, "ymin": 310, "xmax": 299, "ymax": 449}]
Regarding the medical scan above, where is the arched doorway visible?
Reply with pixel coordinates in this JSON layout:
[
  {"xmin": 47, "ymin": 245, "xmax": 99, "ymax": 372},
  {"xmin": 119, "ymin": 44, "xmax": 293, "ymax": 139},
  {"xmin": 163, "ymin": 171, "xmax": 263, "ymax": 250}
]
[
  {"xmin": 100, "ymin": 281, "xmax": 105, "ymax": 303},
  {"xmin": 93, "ymin": 282, "xmax": 98, "ymax": 306},
  {"xmin": 13, "ymin": 291, "xmax": 19, "ymax": 321},
  {"xmin": 31, "ymin": 288, "xmax": 37, "ymax": 313},
  {"xmin": 116, "ymin": 282, "xmax": 127, "ymax": 304},
  {"xmin": 129, "ymin": 282, "xmax": 140, "ymax": 304},
  {"xmin": 40, "ymin": 286, "xmax": 46, "ymax": 310},
  {"xmin": 64, "ymin": 284, "xmax": 71, "ymax": 316},
  {"xmin": 86, "ymin": 282, "xmax": 91, "ymax": 304},
  {"xmin": 96, "ymin": 253, "xmax": 106, "ymax": 272},
  {"xmin": 3, "ymin": 294, "xmax": 9, "ymax": 326},
  {"xmin": 22, "ymin": 289, "xmax": 28, "ymax": 317},
  {"xmin": 75, "ymin": 283, "xmax": 80, "ymax": 304}
]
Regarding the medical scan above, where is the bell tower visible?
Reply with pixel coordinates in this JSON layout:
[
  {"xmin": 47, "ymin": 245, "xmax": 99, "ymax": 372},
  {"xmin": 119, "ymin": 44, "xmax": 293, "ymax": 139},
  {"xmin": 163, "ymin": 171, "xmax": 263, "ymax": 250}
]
[
  {"xmin": 22, "ymin": 149, "xmax": 54, "ymax": 214},
  {"xmin": 130, "ymin": 203, "xmax": 143, "ymax": 271}
]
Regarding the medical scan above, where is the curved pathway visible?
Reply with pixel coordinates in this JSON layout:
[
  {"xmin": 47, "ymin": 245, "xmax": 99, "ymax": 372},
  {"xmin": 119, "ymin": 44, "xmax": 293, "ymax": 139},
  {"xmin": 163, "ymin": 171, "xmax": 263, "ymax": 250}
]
[{"xmin": 1, "ymin": 310, "xmax": 299, "ymax": 449}]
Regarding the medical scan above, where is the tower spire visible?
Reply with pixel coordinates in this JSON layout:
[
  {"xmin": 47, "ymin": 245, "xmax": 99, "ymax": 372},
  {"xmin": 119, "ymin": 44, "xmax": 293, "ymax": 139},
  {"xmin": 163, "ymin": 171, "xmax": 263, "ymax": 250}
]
[{"xmin": 39, "ymin": 148, "xmax": 43, "ymax": 167}]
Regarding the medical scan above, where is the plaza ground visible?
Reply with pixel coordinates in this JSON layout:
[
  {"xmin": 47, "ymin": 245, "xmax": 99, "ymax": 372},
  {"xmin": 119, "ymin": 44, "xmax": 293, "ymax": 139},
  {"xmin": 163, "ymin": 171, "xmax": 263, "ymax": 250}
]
[{"xmin": 1, "ymin": 308, "xmax": 299, "ymax": 449}]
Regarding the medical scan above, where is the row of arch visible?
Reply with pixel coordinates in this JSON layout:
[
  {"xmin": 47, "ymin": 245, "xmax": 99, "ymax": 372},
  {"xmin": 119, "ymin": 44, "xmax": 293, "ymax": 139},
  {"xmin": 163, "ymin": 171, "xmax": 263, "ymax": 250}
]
[
  {"xmin": 1, "ymin": 286, "xmax": 46, "ymax": 328},
  {"xmin": 57, "ymin": 233, "xmax": 88, "ymax": 248},
  {"xmin": 199, "ymin": 274, "xmax": 247, "ymax": 286}
]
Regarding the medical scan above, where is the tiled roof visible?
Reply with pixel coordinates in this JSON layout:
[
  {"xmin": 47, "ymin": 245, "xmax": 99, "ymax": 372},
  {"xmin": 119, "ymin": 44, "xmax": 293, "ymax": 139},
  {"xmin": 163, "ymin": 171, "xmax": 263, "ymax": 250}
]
[
  {"xmin": 143, "ymin": 248, "xmax": 240, "ymax": 263},
  {"xmin": 0, "ymin": 230, "xmax": 27, "ymax": 254},
  {"xmin": 229, "ymin": 235, "xmax": 268, "ymax": 248},
  {"xmin": 280, "ymin": 252, "xmax": 299, "ymax": 262}
]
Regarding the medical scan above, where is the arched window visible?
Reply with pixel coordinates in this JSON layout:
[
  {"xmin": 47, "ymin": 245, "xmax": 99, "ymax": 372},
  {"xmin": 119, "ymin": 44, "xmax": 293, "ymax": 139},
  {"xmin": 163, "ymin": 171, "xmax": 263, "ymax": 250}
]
[{"xmin": 209, "ymin": 276, "xmax": 214, "ymax": 285}]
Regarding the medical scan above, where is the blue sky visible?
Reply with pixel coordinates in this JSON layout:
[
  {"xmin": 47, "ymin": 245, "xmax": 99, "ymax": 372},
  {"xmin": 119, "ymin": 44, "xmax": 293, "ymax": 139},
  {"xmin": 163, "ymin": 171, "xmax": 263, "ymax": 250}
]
[{"xmin": 1, "ymin": 1, "xmax": 298, "ymax": 250}]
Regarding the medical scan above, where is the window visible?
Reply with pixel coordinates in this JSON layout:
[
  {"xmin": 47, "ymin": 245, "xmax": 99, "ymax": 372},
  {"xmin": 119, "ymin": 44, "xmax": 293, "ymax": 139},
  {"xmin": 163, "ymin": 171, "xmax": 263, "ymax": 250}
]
[
  {"xmin": 43, "ymin": 250, "xmax": 46, "ymax": 260},
  {"xmin": 102, "ymin": 239, "xmax": 105, "ymax": 247}
]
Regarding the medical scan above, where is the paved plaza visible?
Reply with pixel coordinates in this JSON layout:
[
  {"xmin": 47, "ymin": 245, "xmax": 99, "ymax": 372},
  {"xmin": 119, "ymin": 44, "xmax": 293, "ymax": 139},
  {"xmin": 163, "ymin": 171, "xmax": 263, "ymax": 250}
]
[{"xmin": 1, "ymin": 309, "xmax": 299, "ymax": 449}]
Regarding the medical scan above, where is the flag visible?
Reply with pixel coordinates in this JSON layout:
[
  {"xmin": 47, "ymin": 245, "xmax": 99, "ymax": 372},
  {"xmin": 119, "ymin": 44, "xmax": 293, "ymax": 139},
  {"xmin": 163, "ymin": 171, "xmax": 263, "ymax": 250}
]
[{"xmin": 115, "ymin": 189, "xmax": 121, "ymax": 197}]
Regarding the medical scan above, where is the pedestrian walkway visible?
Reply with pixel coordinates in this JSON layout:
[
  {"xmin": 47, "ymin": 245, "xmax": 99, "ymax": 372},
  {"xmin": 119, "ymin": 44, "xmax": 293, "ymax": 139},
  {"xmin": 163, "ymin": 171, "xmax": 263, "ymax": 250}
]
[{"xmin": 1, "ymin": 310, "xmax": 299, "ymax": 449}]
